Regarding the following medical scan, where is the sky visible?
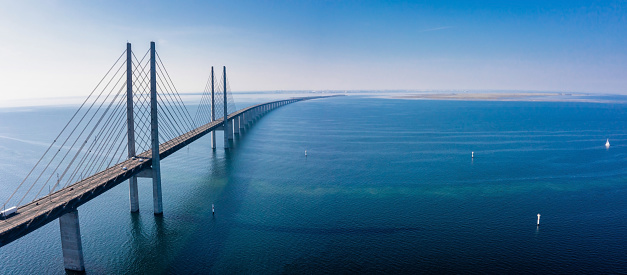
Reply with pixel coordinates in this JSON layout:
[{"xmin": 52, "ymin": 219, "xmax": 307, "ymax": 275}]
[{"xmin": 0, "ymin": 0, "xmax": 626, "ymax": 103}]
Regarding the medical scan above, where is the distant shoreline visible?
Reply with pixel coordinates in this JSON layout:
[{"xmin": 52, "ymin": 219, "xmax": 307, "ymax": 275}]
[
  {"xmin": 374, "ymin": 92, "xmax": 627, "ymax": 103},
  {"xmin": 2, "ymin": 91, "xmax": 626, "ymax": 109}
]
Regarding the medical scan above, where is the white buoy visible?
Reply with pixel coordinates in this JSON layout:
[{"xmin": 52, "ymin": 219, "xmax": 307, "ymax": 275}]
[
  {"xmin": 212, "ymin": 204, "xmax": 215, "ymax": 215},
  {"xmin": 605, "ymin": 139, "xmax": 610, "ymax": 148},
  {"xmin": 537, "ymin": 213, "xmax": 541, "ymax": 226},
  {"xmin": 471, "ymin": 151, "xmax": 474, "ymax": 158},
  {"xmin": 305, "ymin": 150, "xmax": 307, "ymax": 157}
]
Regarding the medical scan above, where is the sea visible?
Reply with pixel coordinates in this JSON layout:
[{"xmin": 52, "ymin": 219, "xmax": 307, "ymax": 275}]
[{"xmin": 1, "ymin": 93, "xmax": 627, "ymax": 274}]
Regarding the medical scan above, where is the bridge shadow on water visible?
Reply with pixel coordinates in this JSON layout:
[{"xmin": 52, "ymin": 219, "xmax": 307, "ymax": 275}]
[{"xmin": 118, "ymin": 130, "xmax": 254, "ymax": 274}]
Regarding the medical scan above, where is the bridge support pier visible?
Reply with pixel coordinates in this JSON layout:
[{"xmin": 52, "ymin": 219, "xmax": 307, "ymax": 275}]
[
  {"xmin": 223, "ymin": 119, "xmax": 230, "ymax": 149},
  {"xmin": 211, "ymin": 131, "xmax": 216, "ymax": 149},
  {"xmin": 239, "ymin": 115, "xmax": 245, "ymax": 132},
  {"xmin": 59, "ymin": 210, "xmax": 85, "ymax": 272},
  {"xmin": 129, "ymin": 177, "xmax": 139, "ymax": 212},
  {"xmin": 233, "ymin": 117, "xmax": 240, "ymax": 135},
  {"xmin": 228, "ymin": 119, "xmax": 234, "ymax": 140}
]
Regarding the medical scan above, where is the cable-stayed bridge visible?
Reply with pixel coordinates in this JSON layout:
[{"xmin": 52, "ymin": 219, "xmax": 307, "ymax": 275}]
[{"xmin": 0, "ymin": 42, "xmax": 333, "ymax": 272}]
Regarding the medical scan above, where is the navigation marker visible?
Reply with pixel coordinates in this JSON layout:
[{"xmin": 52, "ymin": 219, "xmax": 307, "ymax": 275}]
[{"xmin": 537, "ymin": 213, "xmax": 541, "ymax": 226}]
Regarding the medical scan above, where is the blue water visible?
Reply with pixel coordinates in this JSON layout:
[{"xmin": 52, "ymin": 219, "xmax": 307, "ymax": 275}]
[{"xmin": 1, "ymin": 96, "xmax": 627, "ymax": 273}]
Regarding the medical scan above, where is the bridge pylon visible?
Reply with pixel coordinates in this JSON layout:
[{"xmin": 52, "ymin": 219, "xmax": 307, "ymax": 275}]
[
  {"xmin": 205, "ymin": 65, "xmax": 236, "ymax": 149},
  {"xmin": 123, "ymin": 42, "xmax": 163, "ymax": 215},
  {"xmin": 126, "ymin": 42, "xmax": 139, "ymax": 213},
  {"xmin": 150, "ymin": 41, "xmax": 164, "ymax": 215},
  {"xmin": 210, "ymin": 66, "xmax": 216, "ymax": 149}
]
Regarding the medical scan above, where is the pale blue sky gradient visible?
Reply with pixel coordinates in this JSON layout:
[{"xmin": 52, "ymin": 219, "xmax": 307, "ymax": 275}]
[{"xmin": 0, "ymin": 0, "xmax": 625, "ymax": 101}]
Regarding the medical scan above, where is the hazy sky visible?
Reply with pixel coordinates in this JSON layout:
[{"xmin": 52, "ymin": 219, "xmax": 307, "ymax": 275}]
[{"xmin": 0, "ymin": 0, "xmax": 625, "ymax": 102}]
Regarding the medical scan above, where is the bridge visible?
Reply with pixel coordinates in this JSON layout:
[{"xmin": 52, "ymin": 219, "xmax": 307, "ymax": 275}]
[{"xmin": 0, "ymin": 42, "xmax": 333, "ymax": 272}]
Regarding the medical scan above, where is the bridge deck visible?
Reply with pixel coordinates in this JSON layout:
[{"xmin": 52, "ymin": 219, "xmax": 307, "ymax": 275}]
[{"xmin": 0, "ymin": 98, "xmax": 315, "ymax": 247}]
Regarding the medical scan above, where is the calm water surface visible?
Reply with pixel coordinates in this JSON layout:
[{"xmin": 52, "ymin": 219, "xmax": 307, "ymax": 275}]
[{"xmin": 1, "ymin": 96, "xmax": 627, "ymax": 274}]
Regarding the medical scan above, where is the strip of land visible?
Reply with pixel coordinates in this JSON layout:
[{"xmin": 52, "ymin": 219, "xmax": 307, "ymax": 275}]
[{"xmin": 375, "ymin": 92, "xmax": 624, "ymax": 103}]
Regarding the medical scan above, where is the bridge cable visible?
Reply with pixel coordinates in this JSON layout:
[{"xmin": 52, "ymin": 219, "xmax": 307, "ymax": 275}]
[
  {"xmin": 25, "ymin": 65, "xmax": 128, "ymax": 219},
  {"xmin": 33, "ymin": 73, "xmax": 128, "ymax": 201},
  {"xmin": 155, "ymin": 78, "xmax": 191, "ymax": 137},
  {"xmin": 155, "ymin": 62, "xmax": 196, "ymax": 133},
  {"xmin": 156, "ymin": 52, "xmax": 196, "ymax": 129},
  {"xmin": 40, "ymin": 65, "xmax": 127, "ymax": 197},
  {"xmin": 193, "ymin": 76, "xmax": 211, "ymax": 126},
  {"xmin": 62, "ymin": 93, "xmax": 127, "ymax": 188},
  {"xmin": 14, "ymin": 57, "xmax": 128, "ymax": 207},
  {"xmin": 68, "ymin": 95, "xmax": 127, "ymax": 183},
  {"xmin": 2, "ymin": 50, "xmax": 127, "ymax": 209},
  {"xmin": 154, "ymin": 62, "xmax": 193, "ymax": 133}
]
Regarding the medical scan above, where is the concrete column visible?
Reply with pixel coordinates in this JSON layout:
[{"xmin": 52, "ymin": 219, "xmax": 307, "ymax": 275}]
[
  {"xmin": 211, "ymin": 131, "xmax": 216, "ymax": 149},
  {"xmin": 224, "ymin": 117, "xmax": 230, "ymax": 148},
  {"xmin": 233, "ymin": 116, "xmax": 240, "ymax": 135},
  {"xmin": 239, "ymin": 115, "xmax": 245, "ymax": 131},
  {"xmin": 59, "ymin": 210, "xmax": 85, "ymax": 272},
  {"xmin": 150, "ymin": 41, "xmax": 163, "ymax": 215},
  {"xmin": 128, "ymin": 176, "xmax": 138, "ymax": 212},
  {"xmin": 228, "ymin": 119, "xmax": 234, "ymax": 140},
  {"xmin": 126, "ymin": 43, "xmax": 139, "ymax": 213},
  {"xmin": 210, "ymin": 66, "xmax": 216, "ymax": 149}
]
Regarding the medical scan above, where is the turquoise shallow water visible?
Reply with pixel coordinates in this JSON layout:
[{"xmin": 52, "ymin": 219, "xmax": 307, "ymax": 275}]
[{"xmin": 1, "ymin": 96, "xmax": 627, "ymax": 273}]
